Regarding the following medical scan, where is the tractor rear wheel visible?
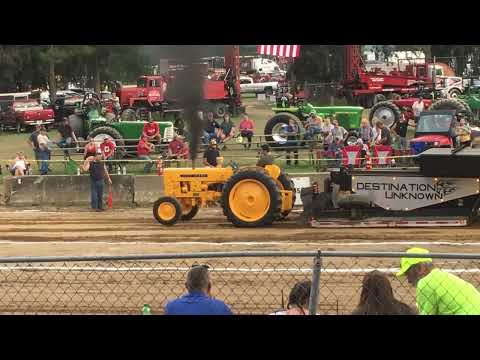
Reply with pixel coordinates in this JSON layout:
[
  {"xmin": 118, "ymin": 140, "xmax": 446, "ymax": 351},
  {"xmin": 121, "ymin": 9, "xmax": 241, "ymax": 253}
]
[
  {"xmin": 153, "ymin": 196, "xmax": 182, "ymax": 226},
  {"xmin": 180, "ymin": 200, "xmax": 200, "ymax": 221},
  {"xmin": 264, "ymin": 112, "xmax": 302, "ymax": 148},
  {"xmin": 213, "ymin": 102, "xmax": 227, "ymax": 118},
  {"xmin": 369, "ymin": 101, "xmax": 401, "ymax": 128},
  {"xmin": 221, "ymin": 168, "xmax": 282, "ymax": 227},
  {"xmin": 275, "ymin": 173, "xmax": 295, "ymax": 219},
  {"xmin": 429, "ymin": 98, "xmax": 472, "ymax": 121}
]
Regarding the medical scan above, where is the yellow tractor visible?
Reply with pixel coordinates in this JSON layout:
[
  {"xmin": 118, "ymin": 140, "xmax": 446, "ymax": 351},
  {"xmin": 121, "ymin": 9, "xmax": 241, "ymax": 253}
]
[{"xmin": 153, "ymin": 165, "xmax": 295, "ymax": 227}]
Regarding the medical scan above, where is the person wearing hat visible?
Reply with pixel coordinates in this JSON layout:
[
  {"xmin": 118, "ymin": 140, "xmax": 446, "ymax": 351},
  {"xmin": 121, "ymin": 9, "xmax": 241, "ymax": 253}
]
[
  {"xmin": 397, "ymin": 247, "xmax": 480, "ymax": 315},
  {"xmin": 256, "ymin": 144, "xmax": 274, "ymax": 168},
  {"xmin": 81, "ymin": 149, "xmax": 112, "ymax": 212},
  {"xmin": 203, "ymin": 139, "xmax": 221, "ymax": 168},
  {"xmin": 168, "ymin": 134, "xmax": 189, "ymax": 160}
]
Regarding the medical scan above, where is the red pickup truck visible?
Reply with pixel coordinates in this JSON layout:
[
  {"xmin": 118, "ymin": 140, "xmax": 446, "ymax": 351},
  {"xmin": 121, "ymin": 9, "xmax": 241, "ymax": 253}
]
[{"xmin": 0, "ymin": 100, "xmax": 55, "ymax": 133}]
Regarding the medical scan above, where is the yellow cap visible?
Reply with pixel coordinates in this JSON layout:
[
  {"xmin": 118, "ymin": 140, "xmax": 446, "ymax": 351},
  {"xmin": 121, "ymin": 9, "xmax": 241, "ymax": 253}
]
[{"xmin": 396, "ymin": 247, "xmax": 432, "ymax": 278}]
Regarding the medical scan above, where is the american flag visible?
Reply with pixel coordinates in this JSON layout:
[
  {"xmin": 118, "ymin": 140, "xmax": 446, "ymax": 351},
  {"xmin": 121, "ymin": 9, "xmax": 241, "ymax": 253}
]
[{"xmin": 257, "ymin": 45, "xmax": 301, "ymax": 58}]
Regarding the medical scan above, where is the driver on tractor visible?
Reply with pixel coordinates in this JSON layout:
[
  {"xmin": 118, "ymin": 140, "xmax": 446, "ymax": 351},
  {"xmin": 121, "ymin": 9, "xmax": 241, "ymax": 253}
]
[{"xmin": 142, "ymin": 114, "xmax": 162, "ymax": 146}]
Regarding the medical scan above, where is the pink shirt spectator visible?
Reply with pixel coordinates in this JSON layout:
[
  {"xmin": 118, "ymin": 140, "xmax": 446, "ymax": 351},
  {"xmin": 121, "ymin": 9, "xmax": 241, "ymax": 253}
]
[{"xmin": 239, "ymin": 118, "xmax": 254, "ymax": 131}]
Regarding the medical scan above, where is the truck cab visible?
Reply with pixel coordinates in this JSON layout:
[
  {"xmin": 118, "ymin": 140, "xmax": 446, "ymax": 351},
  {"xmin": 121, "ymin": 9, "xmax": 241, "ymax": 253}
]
[{"xmin": 116, "ymin": 75, "xmax": 166, "ymax": 110}]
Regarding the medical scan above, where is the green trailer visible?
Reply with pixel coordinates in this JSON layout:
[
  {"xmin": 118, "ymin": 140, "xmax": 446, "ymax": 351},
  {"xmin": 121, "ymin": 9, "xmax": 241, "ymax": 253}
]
[{"xmin": 265, "ymin": 102, "xmax": 364, "ymax": 148}]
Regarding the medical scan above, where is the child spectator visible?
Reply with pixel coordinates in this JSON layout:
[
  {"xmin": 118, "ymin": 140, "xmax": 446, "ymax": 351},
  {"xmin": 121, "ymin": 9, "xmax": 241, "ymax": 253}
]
[
  {"xmin": 456, "ymin": 118, "xmax": 472, "ymax": 147},
  {"xmin": 10, "ymin": 152, "xmax": 30, "ymax": 176},
  {"xmin": 270, "ymin": 280, "xmax": 312, "ymax": 315},
  {"xmin": 238, "ymin": 114, "xmax": 255, "ymax": 150}
]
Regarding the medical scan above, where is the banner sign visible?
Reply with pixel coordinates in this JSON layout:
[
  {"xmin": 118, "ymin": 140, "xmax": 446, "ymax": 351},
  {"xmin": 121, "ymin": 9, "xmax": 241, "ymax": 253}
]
[{"xmin": 352, "ymin": 176, "xmax": 479, "ymax": 210}]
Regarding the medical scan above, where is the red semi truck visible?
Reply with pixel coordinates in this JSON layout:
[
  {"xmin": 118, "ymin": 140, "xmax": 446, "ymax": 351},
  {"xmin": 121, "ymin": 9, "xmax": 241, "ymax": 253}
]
[{"xmin": 115, "ymin": 46, "xmax": 243, "ymax": 118}]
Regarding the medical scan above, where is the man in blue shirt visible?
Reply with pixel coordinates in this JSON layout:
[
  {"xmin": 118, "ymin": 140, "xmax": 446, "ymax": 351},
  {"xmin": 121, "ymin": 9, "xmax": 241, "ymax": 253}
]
[{"xmin": 165, "ymin": 265, "xmax": 233, "ymax": 315}]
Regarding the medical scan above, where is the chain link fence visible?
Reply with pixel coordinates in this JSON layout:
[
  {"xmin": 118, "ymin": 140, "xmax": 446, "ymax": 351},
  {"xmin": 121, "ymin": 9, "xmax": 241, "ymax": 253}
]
[{"xmin": 0, "ymin": 251, "xmax": 478, "ymax": 314}]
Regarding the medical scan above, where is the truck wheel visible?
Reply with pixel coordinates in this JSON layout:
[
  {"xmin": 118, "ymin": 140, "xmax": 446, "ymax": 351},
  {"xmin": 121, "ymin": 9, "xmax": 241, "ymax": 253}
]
[
  {"xmin": 449, "ymin": 88, "xmax": 462, "ymax": 98},
  {"xmin": 275, "ymin": 173, "xmax": 296, "ymax": 219},
  {"xmin": 16, "ymin": 122, "xmax": 22, "ymax": 134},
  {"xmin": 120, "ymin": 108, "xmax": 136, "ymax": 122},
  {"xmin": 264, "ymin": 112, "xmax": 302, "ymax": 148},
  {"xmin": 68, "ymin": 114, "xmax": 85, "ymax": 138},
  {"xmin": 221, "ymin": 168, "xmax": 282, "ymax": 227},
  {"xmin": 88, "ymin": 126, "xmax": 126, "ymax": 158},
  {"xmin": 153, "ymin": 196, "xmax": 182, "ymax": 226},
  {"xmin": 369, "ymin": 101, "xmax": 401, "ymax": 128},
  {"xmin": 213, "ymin": 102, "xmax": 227, "ymax": 118},
  {"xmin": 264, "ymin": 87, "xmax": 273, "ymax": 96}
]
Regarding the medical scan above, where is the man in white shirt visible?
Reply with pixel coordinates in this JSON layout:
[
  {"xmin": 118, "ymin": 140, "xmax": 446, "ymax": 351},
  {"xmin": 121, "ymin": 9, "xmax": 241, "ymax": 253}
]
[
  {"xmin": 412, "ymin": 96, "xmax": 425, "ymax": 124},
  {"xmin": 36, "ymin": 127, "xmax": 51, "ymax": 175}
]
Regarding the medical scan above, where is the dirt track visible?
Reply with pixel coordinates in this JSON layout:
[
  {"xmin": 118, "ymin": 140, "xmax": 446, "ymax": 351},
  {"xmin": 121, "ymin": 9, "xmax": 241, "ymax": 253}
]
[
  {"xmin": 1, "ymin": 207, "xmax": 480, "ymax": 314},
  {"xmin": 2, "ymin": 207, "xmax": 480, "ymax": 256}
]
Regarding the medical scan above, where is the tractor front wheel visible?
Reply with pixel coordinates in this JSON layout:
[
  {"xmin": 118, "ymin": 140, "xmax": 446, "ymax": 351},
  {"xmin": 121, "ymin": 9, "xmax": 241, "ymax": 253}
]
[{"xmin": 153, "ymin": 196, "xmax": 182, "ymax": 226}]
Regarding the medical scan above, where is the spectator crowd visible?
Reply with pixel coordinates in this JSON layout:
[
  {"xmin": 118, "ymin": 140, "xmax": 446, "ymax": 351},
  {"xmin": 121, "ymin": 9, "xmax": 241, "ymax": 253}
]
[{"xmin": 160, "ymin": 247, "xmax": 480, "ymax": 316}]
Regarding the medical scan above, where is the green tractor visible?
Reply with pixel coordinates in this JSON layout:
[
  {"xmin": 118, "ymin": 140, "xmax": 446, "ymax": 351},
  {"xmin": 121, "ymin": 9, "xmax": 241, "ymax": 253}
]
[
  {"xmin": 264, "ymin": 102, "xmax": 364, "ymax": 148},
  {"xmin": 68, "ymin": 93, "xmax": 175, "ymax": 157},
  {"xmin": 457, "ymin": 81, "xmax": 480, "ymax": 123}
]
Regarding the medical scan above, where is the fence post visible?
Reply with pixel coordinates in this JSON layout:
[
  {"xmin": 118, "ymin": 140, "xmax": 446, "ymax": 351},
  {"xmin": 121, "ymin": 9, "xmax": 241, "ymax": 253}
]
[{"xmin": 308, "ymin": 251, "xmax": 322, "ymax": 315}]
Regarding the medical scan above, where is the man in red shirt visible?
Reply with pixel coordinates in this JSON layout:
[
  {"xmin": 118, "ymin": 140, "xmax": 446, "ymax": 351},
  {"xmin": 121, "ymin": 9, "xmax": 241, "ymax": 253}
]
[
  {"xmin": 100, "ymin": 137, "xmax": 116, "ymax": 173},
  {"xmin": 142, "ymin": 115, "xmax": 162, "ymax": 144},
  {"xmin": 137, "ymin": 135, "xmax": 155, "ymax": 173},
  {"xmin": 168, "ymin": 134, "xmax": 189, "ymax": 160}
]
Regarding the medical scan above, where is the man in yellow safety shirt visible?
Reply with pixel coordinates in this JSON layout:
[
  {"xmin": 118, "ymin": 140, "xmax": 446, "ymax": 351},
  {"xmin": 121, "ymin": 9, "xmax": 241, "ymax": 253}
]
[{"xmin": 397, "ymin": 247, "xmax": 480, "ymax": 315}]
